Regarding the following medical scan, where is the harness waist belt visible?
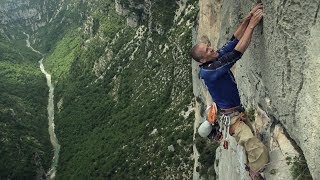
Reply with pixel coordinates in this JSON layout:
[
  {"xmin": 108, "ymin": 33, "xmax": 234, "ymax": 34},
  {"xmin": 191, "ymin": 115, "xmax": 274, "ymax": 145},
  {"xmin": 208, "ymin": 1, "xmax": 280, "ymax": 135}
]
[
  {"xmin": 218, "ymin": 105, "xmax": 246, "ymax": 135},
  {"xmin": 219, "ymin": 105, "xmax": 245, "ymax": 115}
]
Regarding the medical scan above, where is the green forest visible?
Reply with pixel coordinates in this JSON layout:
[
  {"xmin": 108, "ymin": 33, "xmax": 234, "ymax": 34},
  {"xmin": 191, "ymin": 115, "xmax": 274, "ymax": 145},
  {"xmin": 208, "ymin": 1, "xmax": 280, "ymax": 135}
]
[
  {"xmin": 0, "ymin": 31, "xmax": 52, "ymax": 177},
  {"xmin": 1, "ymin": 0, "xmax": 200, "ymax": 179}
]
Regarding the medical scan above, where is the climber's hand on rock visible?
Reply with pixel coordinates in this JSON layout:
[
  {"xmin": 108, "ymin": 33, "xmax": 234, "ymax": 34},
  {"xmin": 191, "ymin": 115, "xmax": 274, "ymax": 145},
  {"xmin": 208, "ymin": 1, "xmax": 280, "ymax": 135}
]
[
  {"xmin": 248, "ymin": 9, "xmax": 263, "ymax": 29},
  {"xmin": 248, "ymin": 3, "xmax": 263, "ymax": 18}
]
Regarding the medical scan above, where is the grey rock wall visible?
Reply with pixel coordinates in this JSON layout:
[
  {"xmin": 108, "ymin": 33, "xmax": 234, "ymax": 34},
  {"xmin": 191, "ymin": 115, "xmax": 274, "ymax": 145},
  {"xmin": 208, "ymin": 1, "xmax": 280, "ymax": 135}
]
[
  {"xmin": 236, "ymin": 0, "xmax": 320, "ymax": 178},
  {"xmin": 0, "ymin": 0, "xmax": 62, "ymax": 34},
  {"xmin": 193, "ymin": 0, "xmax": 320, "ymax": 179}
]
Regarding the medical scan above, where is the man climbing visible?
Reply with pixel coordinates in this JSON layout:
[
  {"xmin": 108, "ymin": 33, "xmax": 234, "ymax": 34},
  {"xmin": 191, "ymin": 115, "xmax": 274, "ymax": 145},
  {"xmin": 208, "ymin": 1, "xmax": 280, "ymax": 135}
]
[{"xmin": 191, "ymin": 3, "xmax": 268, "ymax": 179}]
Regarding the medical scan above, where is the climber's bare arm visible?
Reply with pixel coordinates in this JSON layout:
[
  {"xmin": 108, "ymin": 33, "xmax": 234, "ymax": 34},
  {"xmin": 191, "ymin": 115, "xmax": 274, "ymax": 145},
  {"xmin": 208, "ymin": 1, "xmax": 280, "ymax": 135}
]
[
  {"xmin": 234, "ymin": 3, "xmax": 263, "ymax": 39},
  {"xmin": 235, "ymin": 9, "xmax": 263, "ymax": 53}
]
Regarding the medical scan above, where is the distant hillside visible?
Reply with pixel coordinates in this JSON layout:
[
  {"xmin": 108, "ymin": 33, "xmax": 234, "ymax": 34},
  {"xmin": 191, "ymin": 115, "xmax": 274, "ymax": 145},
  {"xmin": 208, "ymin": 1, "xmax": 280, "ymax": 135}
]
[{"xmin": 0, "ymin": 0, "xmax": 199, "ymax": 179}]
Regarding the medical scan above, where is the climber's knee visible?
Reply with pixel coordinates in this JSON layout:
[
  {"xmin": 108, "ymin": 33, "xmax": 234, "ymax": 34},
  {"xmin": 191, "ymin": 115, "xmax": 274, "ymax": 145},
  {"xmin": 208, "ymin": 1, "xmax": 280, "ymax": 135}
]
[{"xmin": 245, "ymin": 137, "xmax": 269, "ymax": 172}]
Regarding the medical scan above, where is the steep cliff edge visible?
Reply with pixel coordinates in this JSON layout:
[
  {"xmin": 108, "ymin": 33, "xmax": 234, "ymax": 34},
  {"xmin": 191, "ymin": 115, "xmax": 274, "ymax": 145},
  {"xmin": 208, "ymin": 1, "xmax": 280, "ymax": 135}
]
[{"xmin": 193, "ymin": 0, "xmax": 319, "ymax": 179}]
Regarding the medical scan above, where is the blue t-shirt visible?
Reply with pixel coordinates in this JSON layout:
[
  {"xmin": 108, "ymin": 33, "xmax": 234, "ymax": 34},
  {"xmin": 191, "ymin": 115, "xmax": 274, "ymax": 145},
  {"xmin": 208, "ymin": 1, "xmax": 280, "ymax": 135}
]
[{"xmin": 199, "ymin": 36, "xmax": 243, "ymax": 109}]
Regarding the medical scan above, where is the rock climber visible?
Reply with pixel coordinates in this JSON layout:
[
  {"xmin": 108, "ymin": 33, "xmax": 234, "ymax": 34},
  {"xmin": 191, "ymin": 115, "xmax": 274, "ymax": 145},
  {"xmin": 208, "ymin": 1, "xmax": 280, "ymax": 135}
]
[{"xmin": 191, "ymin": 3, "xmax": 269, "ymax": 179}]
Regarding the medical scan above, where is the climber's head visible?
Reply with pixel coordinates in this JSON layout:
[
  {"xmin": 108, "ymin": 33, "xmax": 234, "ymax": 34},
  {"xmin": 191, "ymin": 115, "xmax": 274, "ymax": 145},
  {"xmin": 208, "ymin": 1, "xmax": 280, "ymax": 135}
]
[{"xmin": 191, "ymin": 42, "xmax": 219, "ymax": 63}]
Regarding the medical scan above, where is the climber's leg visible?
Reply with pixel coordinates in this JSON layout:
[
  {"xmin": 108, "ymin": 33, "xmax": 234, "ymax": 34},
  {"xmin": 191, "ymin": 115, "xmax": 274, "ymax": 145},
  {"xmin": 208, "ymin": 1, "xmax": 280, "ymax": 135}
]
[{"xmin": 233, "ymin": 121, "xmax": 269, "ymax": 172}]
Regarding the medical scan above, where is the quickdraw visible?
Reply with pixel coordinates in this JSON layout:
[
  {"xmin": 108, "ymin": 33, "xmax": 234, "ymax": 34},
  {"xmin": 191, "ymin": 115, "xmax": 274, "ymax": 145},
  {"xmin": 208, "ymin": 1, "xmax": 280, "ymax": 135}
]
[{"xmin": 220, "ymin": 114, "xmax": 231, "ymax": 149}]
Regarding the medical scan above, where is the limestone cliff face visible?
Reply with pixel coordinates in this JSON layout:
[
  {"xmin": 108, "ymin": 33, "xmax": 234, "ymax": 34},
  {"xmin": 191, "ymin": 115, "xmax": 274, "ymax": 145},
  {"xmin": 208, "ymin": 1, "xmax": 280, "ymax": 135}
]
[
  {"xmin": 193, "ymin": 0, "xmax": 320, "ymax": 179},
  {"xmin": 0, "ymin": 0, "xmax": 61, "ymax": 34}
]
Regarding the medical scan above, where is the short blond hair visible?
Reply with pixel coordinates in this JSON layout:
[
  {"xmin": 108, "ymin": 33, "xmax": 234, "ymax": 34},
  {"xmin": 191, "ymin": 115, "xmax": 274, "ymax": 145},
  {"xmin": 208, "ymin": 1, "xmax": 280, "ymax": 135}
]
[
  {"xmin": 191, "ymin": 35, "xmax": 211, "ymax": 62},
  {"xmin": 190, "ymin": 44, "xmax": 203, "ymax": 62}
]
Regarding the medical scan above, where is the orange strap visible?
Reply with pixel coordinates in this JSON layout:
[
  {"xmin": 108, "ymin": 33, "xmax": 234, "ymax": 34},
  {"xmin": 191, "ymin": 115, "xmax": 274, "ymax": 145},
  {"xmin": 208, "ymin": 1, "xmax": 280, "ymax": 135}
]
[{"xmin": 207, "ymin": 102, "xmax": 217, "ymax": 124}]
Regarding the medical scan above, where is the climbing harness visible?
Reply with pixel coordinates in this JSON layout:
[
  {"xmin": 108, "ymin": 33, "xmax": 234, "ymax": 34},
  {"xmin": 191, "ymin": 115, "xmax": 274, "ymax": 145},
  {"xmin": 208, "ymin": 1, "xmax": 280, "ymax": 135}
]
[
  {"xmin": 204, "ymin": 104, "xmax": 269, "ymax": 179},
  {"xmin": 206, "ymin": 103, "xmax": 246, "ymax": 150}
]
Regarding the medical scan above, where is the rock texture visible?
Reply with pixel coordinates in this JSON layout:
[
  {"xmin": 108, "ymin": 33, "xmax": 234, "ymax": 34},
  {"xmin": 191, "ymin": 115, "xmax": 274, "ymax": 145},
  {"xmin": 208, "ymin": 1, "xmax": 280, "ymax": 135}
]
[
  {"xmin": 193, "ymin": 0, "xmax": 320, "ymax": 179},
  {"xmin": 0, "ymin": 0, "xmax": 64, "ymax": 45},
  {"xmin": 214, "ymin": 139, "xmax": 249, "ymax": 180},
  {"xmin": 0, "ymin": 0, "xmax": 60, "ymax": 32}
]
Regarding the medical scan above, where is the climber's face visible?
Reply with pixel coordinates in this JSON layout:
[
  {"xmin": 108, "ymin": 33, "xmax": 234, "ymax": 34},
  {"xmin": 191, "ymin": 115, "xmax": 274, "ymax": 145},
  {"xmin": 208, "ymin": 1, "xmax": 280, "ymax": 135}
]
[{"xmin": 197, "ymin": 43, "xmax": 219, "ymax": 63}]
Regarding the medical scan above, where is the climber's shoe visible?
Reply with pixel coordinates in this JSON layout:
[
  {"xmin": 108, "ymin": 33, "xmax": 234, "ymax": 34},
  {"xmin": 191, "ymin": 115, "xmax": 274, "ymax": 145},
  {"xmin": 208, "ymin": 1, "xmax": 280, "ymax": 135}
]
[{"xmin": 245, "ymin": 163, "xmax": 266, "ymax": 180}]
